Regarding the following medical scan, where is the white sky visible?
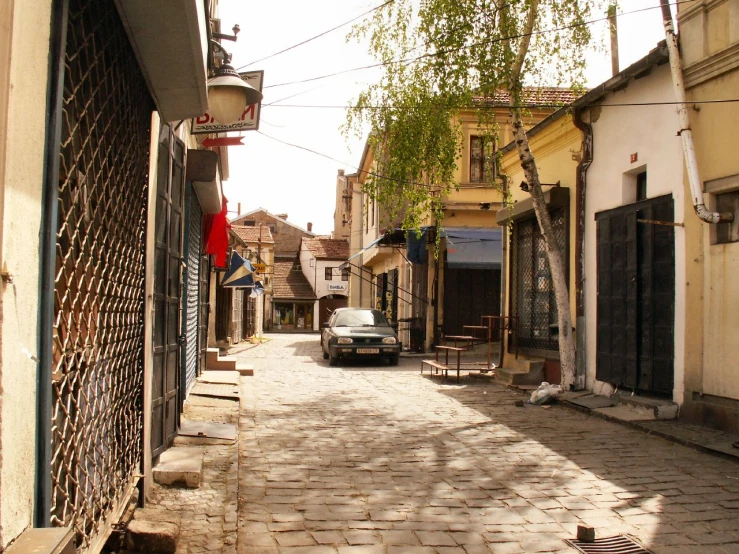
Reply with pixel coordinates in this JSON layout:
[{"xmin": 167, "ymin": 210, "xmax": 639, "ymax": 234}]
[{"xmin": 218, "ymin": 0, "xmax": 668, "ymax": 236}]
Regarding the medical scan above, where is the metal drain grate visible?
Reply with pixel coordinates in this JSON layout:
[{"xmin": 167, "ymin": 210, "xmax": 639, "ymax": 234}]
[{"xmin": 565, "ymin": 535, "xmax": 653, "ymax": 554}]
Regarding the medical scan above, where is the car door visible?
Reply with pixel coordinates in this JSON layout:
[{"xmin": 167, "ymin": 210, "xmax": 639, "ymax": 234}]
[{"xmin": 322, "ymin": 312, "xmax": 336, "ymax": 352}]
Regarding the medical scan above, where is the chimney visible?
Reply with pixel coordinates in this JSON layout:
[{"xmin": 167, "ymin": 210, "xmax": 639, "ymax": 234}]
[
  {"xmin": 307, "ymin": 222, "xmax": 313, "ymax": 232},
  {"xmin": 608, "ymin": 4, "xmax": 619, "ymax": 76},
  {"xmin": 237, "ymin": 202, "xmax": 241, "ymax": 216},
  {"xmin": 337, "ymin": 169, "xmax": 345, "ymax": 176}
]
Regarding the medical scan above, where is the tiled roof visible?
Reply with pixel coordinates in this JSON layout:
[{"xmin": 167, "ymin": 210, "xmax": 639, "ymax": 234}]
[
  {"xmin": 302, "ymin": 238, "xmax": 349, "ymax": 260},
  {"xmin": 475, "ymin": 87, "xmax": 581, "ymax": 106},
  {"xmin": 232, "ymin": 225, "xmax": 274, "ymax": 244},
  {"xmin": 272, "ymin": 260, "xmax": 316, "ymax": 300}
]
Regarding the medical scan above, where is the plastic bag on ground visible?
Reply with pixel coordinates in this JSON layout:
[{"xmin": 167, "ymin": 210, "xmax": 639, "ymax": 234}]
[{"xmin": 529, "ymin": 382, "xmax": 563, "ymax": 405}]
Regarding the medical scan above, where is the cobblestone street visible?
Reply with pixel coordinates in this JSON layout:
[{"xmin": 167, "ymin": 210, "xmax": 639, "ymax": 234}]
[{"xmin": 234, "ymin": 334, "xmax": 739, "ymax": 554}]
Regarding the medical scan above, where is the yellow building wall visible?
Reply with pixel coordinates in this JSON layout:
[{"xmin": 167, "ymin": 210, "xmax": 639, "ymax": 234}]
[
  {"xmin": 0, "ymin": 0, "xmax": 54, "ymax": 546},
  {"xmin": 680, "ymin": 0, "xmax": 739, "ymax": 430},
  {"xmin": 498, "ymin": 115, "xmax": 580, "ymax": 369}
]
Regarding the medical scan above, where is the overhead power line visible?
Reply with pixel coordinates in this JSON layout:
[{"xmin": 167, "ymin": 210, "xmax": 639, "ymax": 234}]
[
  {"xmin": 236, "ymin": 0, "xmax": 395, "ymax": 71},
  {"xmin": 262, "ymin": 0, "xmax": 694, "ymax": 90},
  {"xmin": 256, "ymin": 131, "xmax": 441, "ymax": 190},
  {"xmin": 261, "ymin": 98, "xmax": 739, "ymax": 110}
]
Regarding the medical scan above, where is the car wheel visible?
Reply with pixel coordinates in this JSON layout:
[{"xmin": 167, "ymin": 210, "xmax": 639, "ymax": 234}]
[
  {"xmin": 328, "ymin": 350, "xmax": 339, "ymax": 366},
  {"xmin": 389, "ymin": 355, "xmax": 399, "ymax": 366}
]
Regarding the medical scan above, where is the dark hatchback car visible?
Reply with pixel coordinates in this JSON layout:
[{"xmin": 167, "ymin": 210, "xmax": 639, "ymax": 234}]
[{"xmin": 321, "ymin": 307, "xmax": 400, "ymax": 366}]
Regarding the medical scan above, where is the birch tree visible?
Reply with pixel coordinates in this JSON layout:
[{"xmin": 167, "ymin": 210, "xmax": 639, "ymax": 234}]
[{"xmin": 345, "ymin": 0, "xmax": 605, "ymax": 388}]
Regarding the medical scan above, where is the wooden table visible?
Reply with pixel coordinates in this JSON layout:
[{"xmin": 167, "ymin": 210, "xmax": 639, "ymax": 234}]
[{"xmin": 434, "ymin": 345, "xmax": 466, "ymax": 382}]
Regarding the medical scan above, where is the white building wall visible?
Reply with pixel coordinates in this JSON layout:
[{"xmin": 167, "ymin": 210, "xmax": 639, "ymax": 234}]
[
  {"xmin": 584, "ymin": 64, "xmax": 686, "ymax": 402},
  {"xmin": 315, "ymin": 260, "xmax": 349, "ymax": 298},
  {"xmin": 0, "ymin": 0, "xmax": 53, "ymax": 545}
]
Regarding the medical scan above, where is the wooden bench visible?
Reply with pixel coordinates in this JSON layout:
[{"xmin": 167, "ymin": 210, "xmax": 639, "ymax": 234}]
[
  {"xmin": 433, "ymin": 345, "xmax": 466, "ymax": 383},
  {"xmin": 421, "ymin": 359, "xmax": 449, "ymax": 378},
  {"xmin": 443, "ymin": 334, "xmax": 477, "ymax": 348}
]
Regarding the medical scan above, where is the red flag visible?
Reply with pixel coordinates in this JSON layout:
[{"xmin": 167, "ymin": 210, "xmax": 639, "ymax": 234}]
[{"xmin": 204, "ymin": 196, "xmax": 231, "ymax": 268}]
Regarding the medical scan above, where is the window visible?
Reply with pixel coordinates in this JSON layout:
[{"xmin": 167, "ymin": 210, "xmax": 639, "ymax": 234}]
[
  {"xmin": 342, "ymin": 267, "xmax": 350, "ymax": 281},
  {"xmin": 636, "ymin": 171, "xmax": 647, "ymax": 201},
  {"xmin": 325, "ymin": 267, "xmax": 333, "ymax": 280},
  {"xmin": 716, "ymin": 191, "xmax": 739, "ymax": 244},
  {"xmin": 470, "ymin": 135, "xmax": 497, "ymax": 183},
  {"xmin": 364, "ymin": 196, "xmax": 369, "ymax": 231},
  {"xmin": 243, "ymin": 220, "xmax": 256, "ymax": 226},
  {"xmin": 510, "ymin": 208, "xmax": 568, "ymax": 354}
]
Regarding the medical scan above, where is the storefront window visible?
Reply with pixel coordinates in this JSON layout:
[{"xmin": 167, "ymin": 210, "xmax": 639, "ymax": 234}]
[{"xmin": 275, "ymin": 303, "xmax": 294, "ymax": 327}]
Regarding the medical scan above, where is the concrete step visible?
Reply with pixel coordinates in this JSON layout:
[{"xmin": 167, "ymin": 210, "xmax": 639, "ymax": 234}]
[
  {"xmin": 206, "ymin": 354, "xmax": 237, "ymax": 371},
  {"xmin": 153, "ymin": 446, "xmax": 204, "ymax": 488},
  {"xmin": 127, "ymin": 508, "xmax": 181, "ymax": 554},
  {"xmin": 205, "ymin": 347, "xmax": 221, "ymax": 364},
  {"xmin": 613, "ymin": 392, "xmax": 679, "ymax": 420},
  {"xmin": 236, "ymin": 362, "xmax": 254, "ymax": 376},
  {"xmin": 495, "ymin": 360, "xmax": 544, "ymax": 386},
  {"xmin": 5, "ymin": 528, "xmax": 75, "ymax": 554},
  {"xmin": 174, "ymin": 419, "xmax": 237, "ymax": 446}
]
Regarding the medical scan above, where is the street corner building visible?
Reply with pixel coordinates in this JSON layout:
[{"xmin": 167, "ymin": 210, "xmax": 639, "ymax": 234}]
[{"xmin": 0, "ymin": 0, "xmax": 254, "ymax": 551}]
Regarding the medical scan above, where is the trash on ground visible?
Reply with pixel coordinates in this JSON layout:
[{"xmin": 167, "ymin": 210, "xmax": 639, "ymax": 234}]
[{"xmin": 529, "ymin": 382, "xmax": 563, "ymax": 405}]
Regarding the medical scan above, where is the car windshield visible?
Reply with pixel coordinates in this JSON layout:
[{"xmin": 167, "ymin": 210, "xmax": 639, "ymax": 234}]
[{"xmin": 334, "ymin": 310, "xmax": 390, "ymax": 328}]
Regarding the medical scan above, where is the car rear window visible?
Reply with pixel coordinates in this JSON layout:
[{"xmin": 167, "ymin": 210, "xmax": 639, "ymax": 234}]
[{"xmin": 334, "ymin": 310, "xmax": 389, "ymax": 327}]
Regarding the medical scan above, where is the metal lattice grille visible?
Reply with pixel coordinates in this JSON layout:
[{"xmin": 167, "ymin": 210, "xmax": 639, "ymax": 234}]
[
  {"xmin": 51, "ymin": 0, "xmax": 152, "ymax": 549},
  {"xmin": 510, "ymin": 208, "xmax": 567, "ymax": 353}
]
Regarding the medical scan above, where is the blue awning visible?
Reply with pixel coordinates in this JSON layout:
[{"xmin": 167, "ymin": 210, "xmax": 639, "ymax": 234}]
[
  {"xmin": 442, "ymin": 227, "xmax": 502, "ymax": 269},
  {"xmin": 347, "ymin": 235, "xmax": 384, "ymax": 261},
  {"xmin": 222, "ymin": 251, "xmax": 255, "ymax": 288}
]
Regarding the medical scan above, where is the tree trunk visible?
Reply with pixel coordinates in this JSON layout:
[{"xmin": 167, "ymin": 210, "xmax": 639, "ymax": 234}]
[
  {"xmin": 505, "ymin": 0, "xmax": 576, "ymax": 389},
  {"xmin": 509, "ymin": 111, "xmax": 577, "ymax": 389}
]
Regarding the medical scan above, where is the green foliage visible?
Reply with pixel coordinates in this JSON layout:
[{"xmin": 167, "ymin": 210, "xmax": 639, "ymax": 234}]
[{"xmin": 344, "ymin": 0, "xmax": 604, "ymax": 235}]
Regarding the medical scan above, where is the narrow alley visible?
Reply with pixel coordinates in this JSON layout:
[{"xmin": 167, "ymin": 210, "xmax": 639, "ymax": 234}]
[{"xmin": 175, "ymin": 334, "xmax": 739, "ymax": 554}]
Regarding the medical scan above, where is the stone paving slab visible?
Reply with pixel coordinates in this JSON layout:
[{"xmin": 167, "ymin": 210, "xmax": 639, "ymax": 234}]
[
  {"xmin": 191, "ymin": 382, "xmax": 241, "ymax": 399},
  {"xmin": 199, "ymin": 370, "xmax": 241, "ymax": 386},
  {"xmin": 124, "ymin": 333, "xmax": 739, "ymax": 554},
  {"xmin": 235, "ymin": 333, "xmax": 739, "ymax": 554}
]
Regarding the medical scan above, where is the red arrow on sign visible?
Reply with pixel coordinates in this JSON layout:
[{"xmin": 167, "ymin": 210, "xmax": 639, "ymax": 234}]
[{"xmin": 201, "ymin": 136, "xmax": 244, "ymax": 148}]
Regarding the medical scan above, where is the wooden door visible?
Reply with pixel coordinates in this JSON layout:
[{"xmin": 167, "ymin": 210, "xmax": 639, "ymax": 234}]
[
  {"xmin": 152, "ymin": 127, "xmax": 185, "ymax": 457},
  {"xmin": 596, "ymin": 195, "xmax": 674, "ymax": 395}
]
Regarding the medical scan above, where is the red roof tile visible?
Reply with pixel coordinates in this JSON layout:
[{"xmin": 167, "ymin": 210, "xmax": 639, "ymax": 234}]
[
  {"xmin": 475, "ymin": 87, "xmax": 581, "ymax": 106},
  {"xmin": 232, "ymin": 226, "xmax": 274, "ymax": 244},
  {"xmin": 272, "ymin": 260, "xmax": 316, "ymax": 300},
  {"xmin": 302, "ymin": 238, "xmax": 349, "ymax": 260}
]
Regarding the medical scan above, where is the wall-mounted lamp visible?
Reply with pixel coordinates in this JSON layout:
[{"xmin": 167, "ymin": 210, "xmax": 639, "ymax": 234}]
[{"xmin": 208, "ymin": 41, "xmax": 263, "ymax": 125}]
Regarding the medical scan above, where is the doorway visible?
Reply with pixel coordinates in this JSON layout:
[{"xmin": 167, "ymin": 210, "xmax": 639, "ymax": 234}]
[
  {"xmin": 595, "ymin": 195, "xmax": 675, "ymax": 396},
  {"xmin": 152, "ymin": 125, "xmax": 186, "ymax": 457}
]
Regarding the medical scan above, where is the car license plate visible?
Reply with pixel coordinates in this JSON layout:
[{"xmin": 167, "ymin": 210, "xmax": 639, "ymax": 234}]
[{"xmin": 356, "ymin": 348, "xmax": 379, "ymax": 354}]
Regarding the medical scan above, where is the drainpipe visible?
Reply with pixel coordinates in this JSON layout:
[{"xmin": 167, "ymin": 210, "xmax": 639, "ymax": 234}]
[
  {"xmin": 498, "ymin": 223, "xmax": 507, "ymax": 370},
  {"xmin": 432, "ymin": 229, "xmax": 440, "ymax": 349},
  {"xmin": 573, "ymin": 107, "xmax": 593, "ymax": 391},
  {"xmin": 661, "ymin": 0, "xmax": 733, "ymax": 224}
]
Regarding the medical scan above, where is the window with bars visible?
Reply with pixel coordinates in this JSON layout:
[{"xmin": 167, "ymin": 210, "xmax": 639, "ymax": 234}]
[
  {"xmin": 325, "ymin": 267, "xmax": 333, "ymax": 280},
  {"xmin": 341, "ymin": 267, "xmax": 350, "ymax": 281},
  {"xmin": 470, "ymin": 135, "xmax": 497, "ymax": 183},
  {"xmin": 509, "ymin": 208, "xmax": 568, "ymax": 354}
]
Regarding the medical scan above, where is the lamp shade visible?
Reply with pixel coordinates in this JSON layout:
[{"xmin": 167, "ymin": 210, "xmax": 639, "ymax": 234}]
[{"xmin": 207, "ymin": 65, "xmax": 263, "ymax": 125}]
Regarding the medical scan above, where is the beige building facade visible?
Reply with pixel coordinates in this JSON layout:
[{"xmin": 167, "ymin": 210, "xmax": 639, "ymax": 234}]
[
  {"xmin": 679, "ymin": 0, "xmax": 739, "ymax": 431},
  {"xmin": 339, "ymin": 97, "xmax": 569, "ymax": 353}
]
